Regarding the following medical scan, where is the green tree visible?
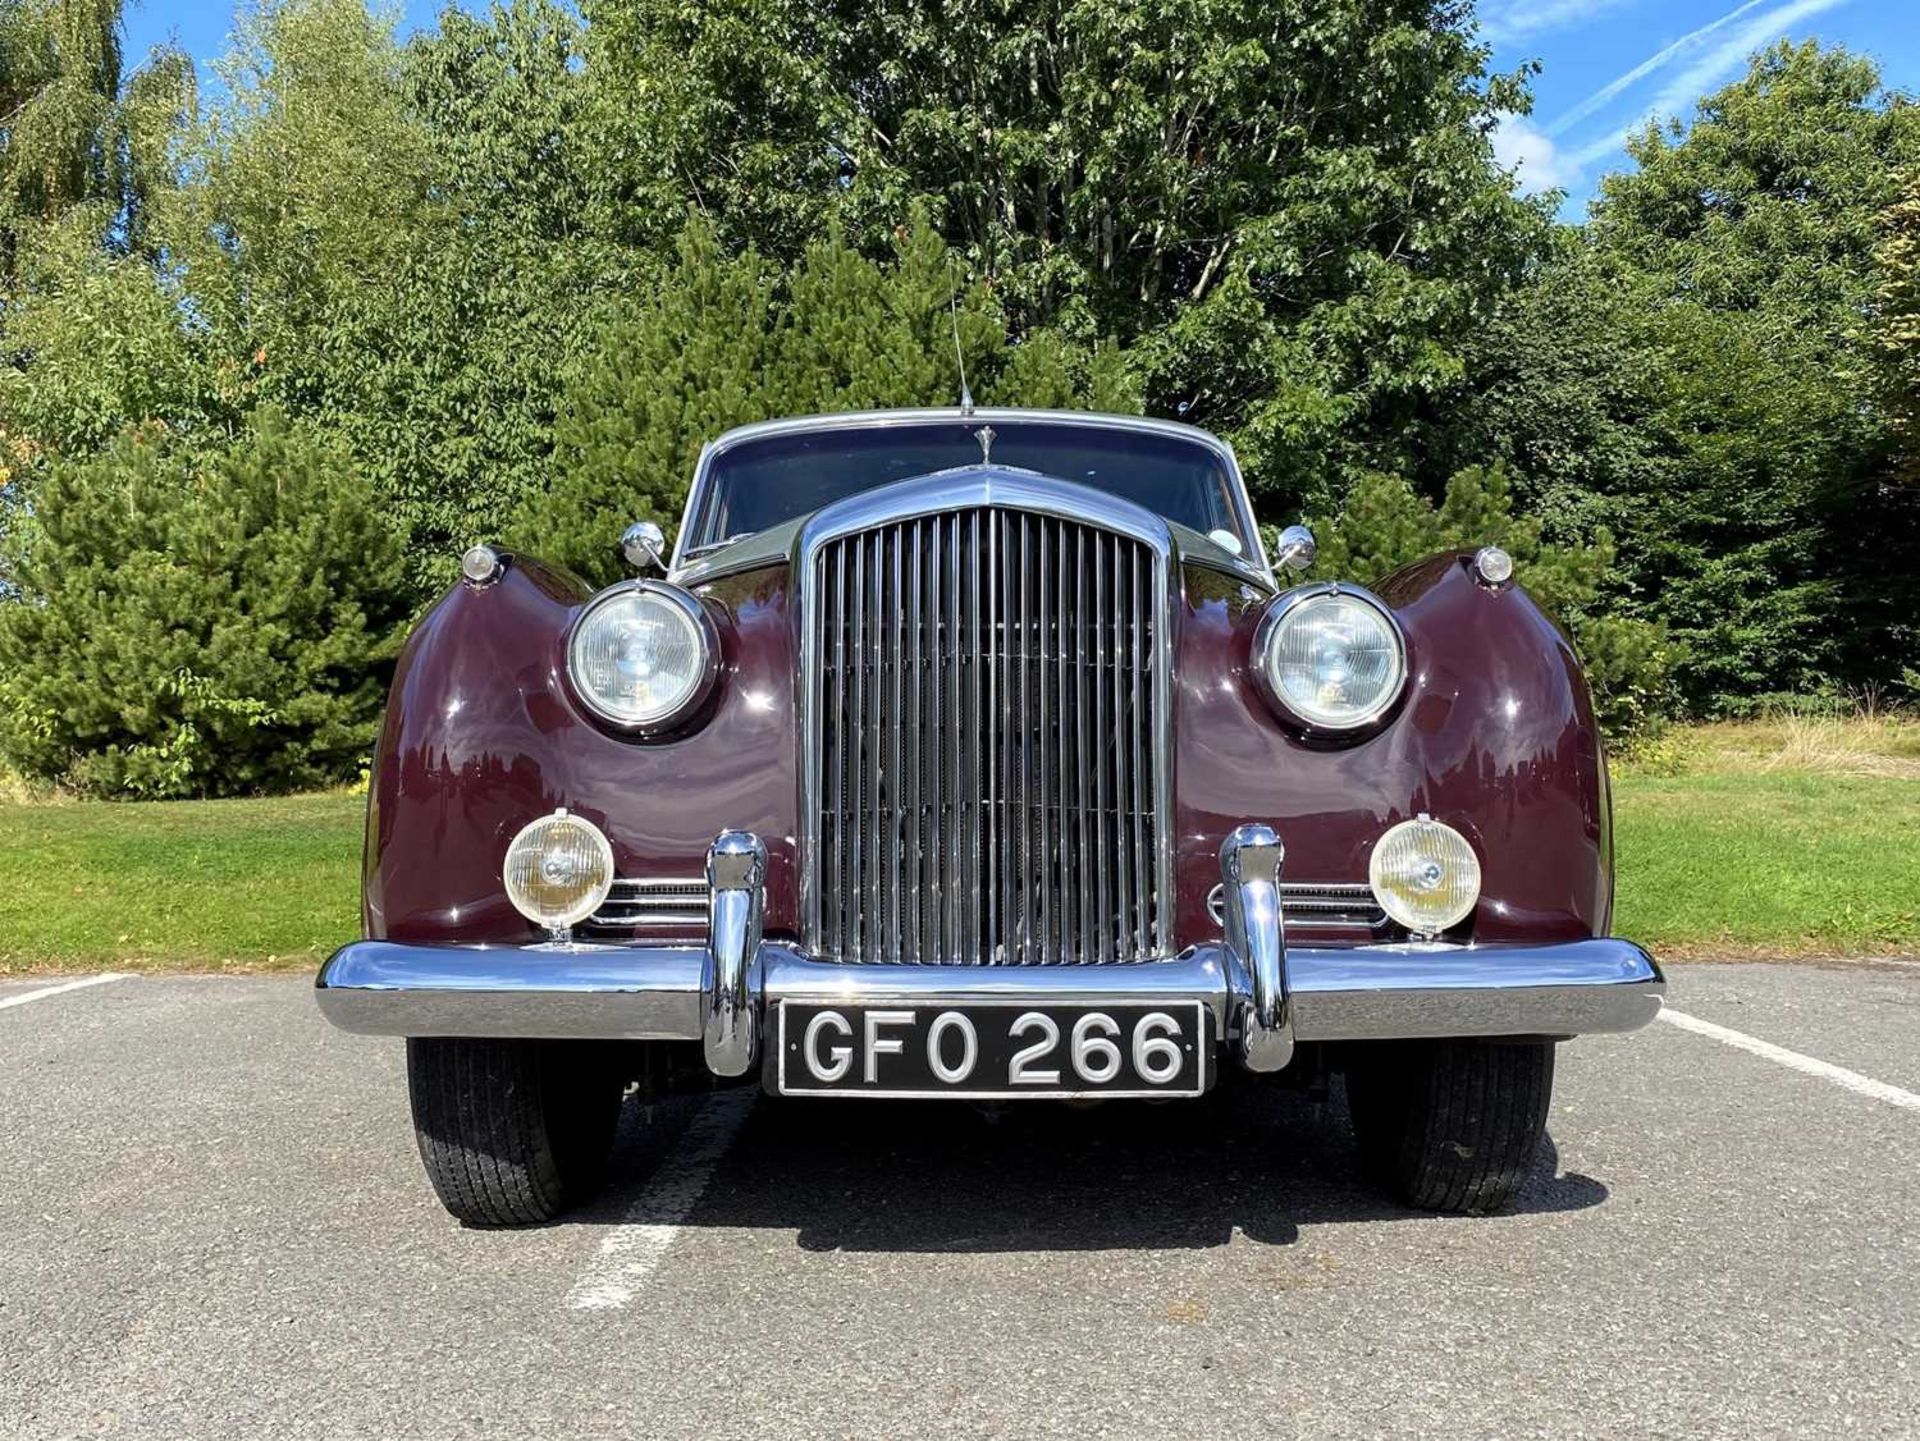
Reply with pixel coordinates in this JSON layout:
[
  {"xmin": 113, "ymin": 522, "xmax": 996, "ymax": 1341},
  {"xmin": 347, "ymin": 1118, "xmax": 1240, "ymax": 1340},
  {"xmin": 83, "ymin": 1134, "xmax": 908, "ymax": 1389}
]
[
  {"xmin": 1870, "ymin": 168, "xmax": 1920, "ymax": 482},
  {"xmin": 1450, "ymin": 42, "xmax": 1920, "ymax": 712},
  {"xmin": 525, "ymin": 213, "xmax": 1134, "ymax": 585},
  {"xmin": 585, "ymin": 0, "xmax": 1552, "ymax": 514},
  {"xmin": 320, "ymin": 0, "xmax": 642, "ymax": 590},
  {"xmin": 0, "ymin": 409, "xmax": 410, "ymax": 796},
  {"xmin": 0, "ymin": 0, "xmax": 190, "ymax": 271},
  {"xmin": 1304, "ymin": 466, "xmax": 1674, "ymax": 735},
  {"xmin": 1, "ymin": 0, "xmax": 194, "ymax": 545},
  {"xmin": 5, "ymin": 0, "xmax": 648, "ymax": 597}
]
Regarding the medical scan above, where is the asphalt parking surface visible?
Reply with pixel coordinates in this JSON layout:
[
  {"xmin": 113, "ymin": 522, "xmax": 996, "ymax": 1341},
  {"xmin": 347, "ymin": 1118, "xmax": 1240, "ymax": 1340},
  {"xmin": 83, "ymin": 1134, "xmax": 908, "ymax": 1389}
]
[{"xmin": 3, "ymin": 961, "xmax": 1917, "ymax": 1440}]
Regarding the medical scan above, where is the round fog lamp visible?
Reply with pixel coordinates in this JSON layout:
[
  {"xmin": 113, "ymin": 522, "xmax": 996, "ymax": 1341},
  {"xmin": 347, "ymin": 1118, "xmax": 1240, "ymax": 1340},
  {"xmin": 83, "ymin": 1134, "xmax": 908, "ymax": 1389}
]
[
  {"xmin": 1369, "ymin": 816, "xmax": 1481, "ymax": 937},
  {"xmin": 503, "ymin": 809, "xmax": 614, "ymax": 933}
]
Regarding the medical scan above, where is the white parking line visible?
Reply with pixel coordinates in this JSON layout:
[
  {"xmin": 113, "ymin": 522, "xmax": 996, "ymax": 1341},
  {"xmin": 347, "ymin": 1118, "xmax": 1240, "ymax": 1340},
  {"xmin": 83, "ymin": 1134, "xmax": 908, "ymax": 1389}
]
[
  {"xmin": 566, "ymin": 1088, "xmax": 757, "ymax": 1312},
  {"xmin": 0, "ymin": 973, "xmax": 132, "ymax": 1012},
  {"xmin": 1660, "ymin": 1009, "xmax": 1920, "ymax": 1112}
]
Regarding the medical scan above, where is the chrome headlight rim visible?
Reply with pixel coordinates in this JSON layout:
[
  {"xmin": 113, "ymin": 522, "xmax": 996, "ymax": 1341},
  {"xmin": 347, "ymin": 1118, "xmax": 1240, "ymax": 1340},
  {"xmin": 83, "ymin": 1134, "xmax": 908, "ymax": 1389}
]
[
  {"xmin": 1252, "ymin": 582, "xmax": 1409, "ymax": 736},
  {"xmin": 565, "ymin": 579, "xmax": 721, "ymax": 735}
]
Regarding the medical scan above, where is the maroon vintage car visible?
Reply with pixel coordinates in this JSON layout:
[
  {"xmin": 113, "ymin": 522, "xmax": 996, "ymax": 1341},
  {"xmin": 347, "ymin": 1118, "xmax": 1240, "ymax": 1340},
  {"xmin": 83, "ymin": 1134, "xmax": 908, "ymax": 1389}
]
[{"xmin": 317, "ymin": 408, "xmax": 1664, "ymax": 1224}]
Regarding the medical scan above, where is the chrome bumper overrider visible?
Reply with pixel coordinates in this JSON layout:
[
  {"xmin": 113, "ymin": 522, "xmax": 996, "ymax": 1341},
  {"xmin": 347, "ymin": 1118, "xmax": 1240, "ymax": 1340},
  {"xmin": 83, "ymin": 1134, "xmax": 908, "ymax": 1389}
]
[{"xmin": 317, "ymin": 830, "xmax": 1665, "ymax": 1070}]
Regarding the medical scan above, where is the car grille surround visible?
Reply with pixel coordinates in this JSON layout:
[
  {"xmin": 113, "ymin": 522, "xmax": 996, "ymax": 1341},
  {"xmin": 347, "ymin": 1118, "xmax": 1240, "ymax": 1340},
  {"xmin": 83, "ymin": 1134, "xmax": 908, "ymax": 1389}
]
[{"xmin": 800, "ymin": 495, "xmax": 1172, "ymax": 966}]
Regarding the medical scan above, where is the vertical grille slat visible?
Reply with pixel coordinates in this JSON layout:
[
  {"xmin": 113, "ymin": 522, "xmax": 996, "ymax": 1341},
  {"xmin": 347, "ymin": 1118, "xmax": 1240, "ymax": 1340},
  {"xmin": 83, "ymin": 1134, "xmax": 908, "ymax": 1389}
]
[
  {"xmin": 1129, "ymin": 541, "xmax": 1151, "ymax": 955},
  {"xmin": 946, "ymin": 515, "xmax": 962, "ymax": 963},
  {"xmin": 1098, "ymin": 533, "xmax": 1113, "ymax": 970},
  {"xmin": 808, "ymin": 504, "xmax": 1166, "ymax": 965},
  {"xmin": 1113, "ymin": 537, "xmax": 1121, "ymax": 951},
  {"xmin": 1035, "ymin": 518, "xmax": 1053, "ymax": 963},
  {"xmin": 963, "ymin": 510, "xmax": 982, "ymax": 967}
]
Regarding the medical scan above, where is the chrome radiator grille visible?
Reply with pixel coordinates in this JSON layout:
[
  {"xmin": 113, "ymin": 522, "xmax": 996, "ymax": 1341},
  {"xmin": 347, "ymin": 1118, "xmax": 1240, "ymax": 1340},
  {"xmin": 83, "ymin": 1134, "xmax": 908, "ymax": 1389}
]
[{"xmin": 803, "ymin": 507, "xmax": 1170, "ymax": 965}]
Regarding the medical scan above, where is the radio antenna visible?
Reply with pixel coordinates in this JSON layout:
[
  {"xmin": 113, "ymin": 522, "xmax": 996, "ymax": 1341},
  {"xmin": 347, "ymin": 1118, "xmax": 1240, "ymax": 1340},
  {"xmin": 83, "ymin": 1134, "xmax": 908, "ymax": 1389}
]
[{"xmin": 948, "ymin": 266, "xmax": 974, "ymax": 416}]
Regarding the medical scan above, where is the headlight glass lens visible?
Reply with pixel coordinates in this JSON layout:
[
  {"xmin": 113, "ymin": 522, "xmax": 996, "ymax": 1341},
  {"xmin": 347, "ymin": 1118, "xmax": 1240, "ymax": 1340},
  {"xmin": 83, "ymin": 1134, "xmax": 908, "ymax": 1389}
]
[
  {"xmin": 1369, "ymin": 817, "xmax": 1481, "ymax": 936},
  {"xmin": 1262, "ymin": 590, "xmax": 1405, "ymax": 729},
  {"xmin": 569, "ymin": 586, "xmax": 710, "ymax": 727},
  {"xmin": 503, "ymin": 811, "xmax": 614, "ymax": 930}
]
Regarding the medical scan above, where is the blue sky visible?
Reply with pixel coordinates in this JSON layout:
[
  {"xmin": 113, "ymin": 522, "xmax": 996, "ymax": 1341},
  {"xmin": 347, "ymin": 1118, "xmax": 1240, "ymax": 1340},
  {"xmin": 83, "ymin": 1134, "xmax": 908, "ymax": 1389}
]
[
  {"xmin": 1485, "ymin": 0, "xmax": 1918, "ymax": 212},
  {"xmin": 124, "ymin": 0, "xmax": 1918, "ymax": 219}
]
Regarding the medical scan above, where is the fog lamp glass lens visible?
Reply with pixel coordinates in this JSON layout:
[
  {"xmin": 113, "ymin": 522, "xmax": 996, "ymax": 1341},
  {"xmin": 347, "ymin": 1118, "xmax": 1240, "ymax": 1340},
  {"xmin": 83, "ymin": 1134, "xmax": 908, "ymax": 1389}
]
[
  {"xmin": 1264, "ymin": 592, "xmax": 1404, "ymax": 728},
  {"xmin": 1369, "ymin": 817, "xmax": 1480, "ymax": 935},
  {"xmin": 569, "ymin": 588, "xmax": 709, "ymax": 726},
  {"xmin": 503, "ymin": 811, "xmax": 614, "ymax": 930}
]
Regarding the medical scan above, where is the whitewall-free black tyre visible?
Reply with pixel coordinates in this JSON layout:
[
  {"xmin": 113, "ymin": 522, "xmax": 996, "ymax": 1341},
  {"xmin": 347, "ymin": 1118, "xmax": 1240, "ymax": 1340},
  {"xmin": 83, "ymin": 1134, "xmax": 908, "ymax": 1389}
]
[
  {"xmin": 1344, "ymin": 1038, "xmax": 1555, "ymax": 1215},
  {"xmin": 406, "ymin": 1038, "xmax": 623, "ymax": 1226}
]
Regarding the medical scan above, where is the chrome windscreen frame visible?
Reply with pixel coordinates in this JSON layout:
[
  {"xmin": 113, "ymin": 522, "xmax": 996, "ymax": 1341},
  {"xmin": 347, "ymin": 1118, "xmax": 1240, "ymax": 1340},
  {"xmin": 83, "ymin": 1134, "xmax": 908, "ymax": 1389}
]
[
  {"xmin": 793, "ymin": 468, "xmax": 1178, "ymax": 964},
  {"xmin": 669, "ymin": 408, "xmax": 1275, "ymax": 587}
]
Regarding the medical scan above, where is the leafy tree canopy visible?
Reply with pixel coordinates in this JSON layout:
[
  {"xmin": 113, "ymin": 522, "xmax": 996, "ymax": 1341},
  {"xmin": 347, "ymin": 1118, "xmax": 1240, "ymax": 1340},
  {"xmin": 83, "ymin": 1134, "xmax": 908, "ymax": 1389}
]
[
  {"xmin": 1870, "ymin": 168, "xmax": 1920, "ymax": 482},
  {"xmin": 1450, "ymin": 41, "xmax": 1920, "ymax": 711},
  {"xmin": 525, "ymin": 212, "xmax": 1136, "ymax": 587},
  {"xmin": 0, "ymin": 0, "xmax": 191, "ymax": 269},
  {"xmin": 0, "ymin": 408, "xmax": 410, "ymax": 795},
  {"xmin": 585, "ymin": 0, "xmax": 1553, "ymax": 513}
]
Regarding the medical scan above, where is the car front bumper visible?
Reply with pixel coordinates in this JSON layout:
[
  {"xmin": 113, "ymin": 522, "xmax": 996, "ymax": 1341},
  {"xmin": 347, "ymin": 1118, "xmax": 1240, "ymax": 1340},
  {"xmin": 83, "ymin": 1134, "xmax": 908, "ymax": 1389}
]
[{"xmin": 316, "ymin": 828, "xmax": 1664, "ymax": 1078}]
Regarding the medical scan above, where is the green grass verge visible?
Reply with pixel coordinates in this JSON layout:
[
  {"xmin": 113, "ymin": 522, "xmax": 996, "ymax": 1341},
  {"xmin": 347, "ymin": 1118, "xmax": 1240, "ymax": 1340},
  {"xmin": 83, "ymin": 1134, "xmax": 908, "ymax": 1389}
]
[
  {"xmin": 1, "ymin": 771, "xmax": 1914, "ymax": 973},
  {"xmin": 0, "ymin": 791, "xmax": 363, "ymax": 974},
  {"xmin": 1611, "ymin": 772, "xmax": 1919, "ymax": 957}
]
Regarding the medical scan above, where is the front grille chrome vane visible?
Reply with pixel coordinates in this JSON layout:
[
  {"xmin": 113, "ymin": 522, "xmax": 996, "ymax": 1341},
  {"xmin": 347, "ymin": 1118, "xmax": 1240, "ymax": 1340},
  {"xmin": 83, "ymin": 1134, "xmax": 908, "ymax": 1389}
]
[{"xmin": 802, "ymin": 498, "xmax": 1171, "ymax": 965}]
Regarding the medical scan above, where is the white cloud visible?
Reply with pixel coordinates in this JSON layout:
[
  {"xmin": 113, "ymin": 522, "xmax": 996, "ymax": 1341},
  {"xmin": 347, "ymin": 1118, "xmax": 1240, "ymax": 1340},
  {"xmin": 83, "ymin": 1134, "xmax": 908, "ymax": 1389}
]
[
  {"xmin": 1566, "ymin": 0, "xmax": 1853, "ymax": 167},
  {"xmin": 1492, "ymin": 114, "xmax": 1579, "ymax": 194},
  {"xmin": 1545, "ymin": 0, "xmax": 1776, "ymax": 136},
  {"xmin": 1480, "ymin": 0, "xmax": 1642, "ymax": 46}
]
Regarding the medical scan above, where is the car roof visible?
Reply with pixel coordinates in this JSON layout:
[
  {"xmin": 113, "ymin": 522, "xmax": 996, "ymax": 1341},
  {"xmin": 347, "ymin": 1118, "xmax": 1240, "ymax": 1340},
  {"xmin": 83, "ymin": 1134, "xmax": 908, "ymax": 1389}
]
[{"xmin": 704, "ymin": 407, "xmax": 1239, "ymax": 458}]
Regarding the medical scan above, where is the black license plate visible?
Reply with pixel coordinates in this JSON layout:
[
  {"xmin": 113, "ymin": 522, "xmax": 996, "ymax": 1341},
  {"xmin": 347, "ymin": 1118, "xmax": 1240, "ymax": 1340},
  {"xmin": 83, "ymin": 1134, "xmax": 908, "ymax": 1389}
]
[{"xmin": 774, "ymin": 1000, "xmax": 1208, "ymax": 1098}]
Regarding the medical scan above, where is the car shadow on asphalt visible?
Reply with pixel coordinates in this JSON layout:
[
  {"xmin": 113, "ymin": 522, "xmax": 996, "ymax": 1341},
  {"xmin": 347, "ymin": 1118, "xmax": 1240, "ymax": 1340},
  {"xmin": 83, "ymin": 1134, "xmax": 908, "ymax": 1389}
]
[{"xmin": 579, "ymin": 1079, "xmax": 1608, "ymax": 1253}]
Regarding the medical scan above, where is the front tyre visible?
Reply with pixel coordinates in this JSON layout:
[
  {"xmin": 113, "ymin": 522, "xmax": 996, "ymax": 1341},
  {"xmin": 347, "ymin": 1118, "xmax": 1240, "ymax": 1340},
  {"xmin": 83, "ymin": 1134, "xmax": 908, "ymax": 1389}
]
[
  {"xmin": 406, "ymin": 1038, "xmax": 624, "ymax": 1226},
  {"xmin": 1344, "ymin": 1038, "xmax": 1554, "ymax": 1215}
]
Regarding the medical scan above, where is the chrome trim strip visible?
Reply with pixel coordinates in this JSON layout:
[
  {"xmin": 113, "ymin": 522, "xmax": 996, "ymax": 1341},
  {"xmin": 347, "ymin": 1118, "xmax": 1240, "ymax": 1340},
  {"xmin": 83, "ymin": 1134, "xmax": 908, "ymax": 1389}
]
[
  {"xmin": 314, "ymin": 942, "xmax": 710, "ymax": 1039},
  {"xmin": 317, "ymin": 936, "xmax": 1663, "ymax": 1047},
  {"xmin": 1221, "ymin": 826, "xmax": 1293, "ymax": 1072},
  {"xmin": 671, "ymin": 407, "xmax": 1273, "ymax": 585},
  {"xmin": 703, "ymin": 831, "xmax": 766, "ymax": 1076}
]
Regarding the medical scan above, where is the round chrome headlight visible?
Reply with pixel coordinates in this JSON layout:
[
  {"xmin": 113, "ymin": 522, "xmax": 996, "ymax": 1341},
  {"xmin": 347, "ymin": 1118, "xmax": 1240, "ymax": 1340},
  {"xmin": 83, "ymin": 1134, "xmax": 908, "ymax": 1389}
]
[
  {"xmin": 567, "ymin": 582, "xmax": 717, "ymax": 730},
  {"xmin": 1369, "ymin": 816, "xmax": 1481, "ymax": 937},
  {"xmin": 503, "ymin": 809, "xmax": 614, "ymax": 932},
  {"xmin": 1255, "ymin": 585, "xmax": 1407, "ymax": 732}
]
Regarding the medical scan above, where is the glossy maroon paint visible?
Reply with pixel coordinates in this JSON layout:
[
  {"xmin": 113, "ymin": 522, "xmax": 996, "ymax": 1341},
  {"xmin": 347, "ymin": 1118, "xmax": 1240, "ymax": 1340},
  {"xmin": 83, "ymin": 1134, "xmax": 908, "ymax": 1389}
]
[
  {"xmin": 364, "ymin": 556, "xmax": 800, "ymax": 945},
  {"xmin": 1171, "ymin": 554, "xmax": 1611, "ymax": 948},
  {"xmin": 365, "ymin": 545, "xmax": 1611, "ymax": 952}
]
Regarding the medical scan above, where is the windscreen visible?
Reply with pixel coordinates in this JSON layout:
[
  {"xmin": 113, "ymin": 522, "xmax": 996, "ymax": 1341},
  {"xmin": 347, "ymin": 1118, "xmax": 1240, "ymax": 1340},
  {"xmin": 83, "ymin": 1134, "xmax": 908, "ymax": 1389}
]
[{"xmin": 683, "ymin": 419, "xmax": 1251, "ymax": 554}]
